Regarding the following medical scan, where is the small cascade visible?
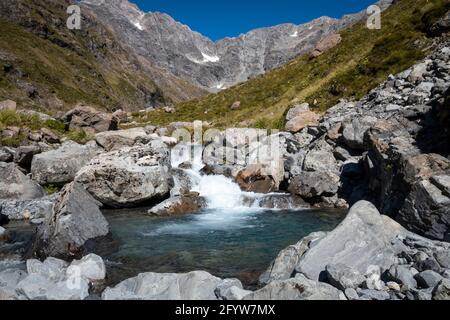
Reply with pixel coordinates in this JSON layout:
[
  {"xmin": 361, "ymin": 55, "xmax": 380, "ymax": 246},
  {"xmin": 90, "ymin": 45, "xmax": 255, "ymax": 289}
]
[{"xmin": 171, "ymin": 143, "xmax": 264, "ymax": 209}]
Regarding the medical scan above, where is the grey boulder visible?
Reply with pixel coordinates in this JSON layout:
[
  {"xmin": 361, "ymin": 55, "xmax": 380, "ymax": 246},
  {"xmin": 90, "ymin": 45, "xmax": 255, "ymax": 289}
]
[
  {"xmin": 32, "ymin": 182, "xmax": 109, "ymax": 260},
  {"xmin": 75, "ymin": 141, "xmax": 171, "ymax": 208},
  {"xmin": 296, "ymin": 201, "xmax": 407, "ymax": 280},
  {"xmin": 102, "ymin": 271, "xmax": 222, "ymax": 300},
  {"xmin": 245, "ymin": 274, "xmax": 345, "ymax": 300},
  {"xmin": 31, "ymin": 141, "xmax": 101, "ymax": 186},
  {"xmin": 0, "ymin": 162, "xmax": 45, "ymax": 200}
]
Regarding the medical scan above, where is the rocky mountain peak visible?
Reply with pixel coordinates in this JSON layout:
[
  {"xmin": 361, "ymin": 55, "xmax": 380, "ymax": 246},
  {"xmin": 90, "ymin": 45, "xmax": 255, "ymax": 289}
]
[{"xmin": 81, "ymin": 0, "xmax": 394, "ymax": 92}]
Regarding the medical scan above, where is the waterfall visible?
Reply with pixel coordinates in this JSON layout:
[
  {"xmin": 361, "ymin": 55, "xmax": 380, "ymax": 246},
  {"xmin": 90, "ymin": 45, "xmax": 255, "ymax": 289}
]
[{"xmin": 171, "ymin": 143, "xmax": 263, "ymax": 209}]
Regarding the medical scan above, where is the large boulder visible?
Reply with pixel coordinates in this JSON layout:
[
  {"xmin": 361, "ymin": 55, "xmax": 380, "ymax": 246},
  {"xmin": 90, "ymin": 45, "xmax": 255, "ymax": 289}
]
[
  {"xmin": 235, "ymin": 164, "xmax": 279, "ymax": 193},
  {"xmin": 14, "ymin": 255, "xmax": 105, "ymax": 300},
  {"xmin": 95, "ymin": 128, "xmax": 151, "ymax": 151},
  {"xmin": 31, "ymin": 141, "xmax": 101, "ymax": 186},
  {"xmin": 289, "ymin": 171, "xmax": 340, "ymax": 199},
  {"xmin": 296, "ymin": 201, "xmax": 407, "ymax": 281},
  {"xmin": 0, "ymin": 195, "xmax": 56, "ymax": 221},
  {"xmin": 102, "ymin": 271, "xmax": 222, "ymax": 300},
  {"xmin": 0, "ymin": 162, "xmax": 45, "ymax": 200},
  {"xmin": 0, "ymin": 269, "xmax": 27, "ymax": 300},
  {"xmin": 147, "ymin": 193, "xmax": 206, "ymax": 216},
  {"xmin": 398, "ymin": 176, "xmax": 450, "ymax": 241},
  {"xmin": 259, "ymin": 232, "xmax": 327, "ymax": 285},
  {"xmin": 0, "ymin": 99, "xmax": 16, "ymax": 111},
  {"xmin": 62, "ymin": 105, "xmax": 118, "ymax": 134},
  {"xmin": 31, "ymin": 182, "xmax": 109, "ymax": 260},
  {"xmin": 285, "ymin": 111, "xmax": 320, "ymax": 133},
  {"xmin": 245, "ymin": 274, "xmax": 344, "ymax": 300},
  {"xmin": 341, "ymin": 116, "xmax": 378, "ymax": 150},
  {"xmin": 75, "ymin": 141, "xmax": 171, "ymax": 208}
]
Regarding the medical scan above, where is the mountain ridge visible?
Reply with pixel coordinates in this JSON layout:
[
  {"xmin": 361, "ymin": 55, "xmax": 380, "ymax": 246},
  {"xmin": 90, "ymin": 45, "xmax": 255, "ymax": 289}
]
[{"xmin": 82, "ymin": 0, "xmax": 394, "ymax": 91}]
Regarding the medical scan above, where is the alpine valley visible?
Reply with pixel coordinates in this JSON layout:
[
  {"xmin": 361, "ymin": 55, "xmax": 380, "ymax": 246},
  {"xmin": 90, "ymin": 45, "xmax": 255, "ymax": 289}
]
[{"xmin": 0, "ymin": 0, "xmax": 449, "ymax": 301}]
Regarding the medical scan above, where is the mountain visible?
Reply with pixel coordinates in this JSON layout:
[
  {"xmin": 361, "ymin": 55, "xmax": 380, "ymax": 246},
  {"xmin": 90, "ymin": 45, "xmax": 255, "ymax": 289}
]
[
  {"xmin": 82, "ymin": 0, "xmax": 393, "ymax": 91},
  {"xmin": 137, "ymin": 0, "xmax": 449, "ymax": 128},
  {"xmin": 0, "ymin": 0, "xmax": 206, "ymax": 112}
]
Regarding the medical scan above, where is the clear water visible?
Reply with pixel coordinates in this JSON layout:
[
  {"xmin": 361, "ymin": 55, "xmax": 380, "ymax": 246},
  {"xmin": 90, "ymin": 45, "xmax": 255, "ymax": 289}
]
[{"xmin": 102, "ymin": 207, "xmax": 345, "ymax": 287}]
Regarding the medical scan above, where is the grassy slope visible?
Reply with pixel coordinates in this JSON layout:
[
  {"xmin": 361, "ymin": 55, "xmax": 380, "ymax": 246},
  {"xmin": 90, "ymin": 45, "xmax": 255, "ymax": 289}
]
[
  {"xmin": 141, "ymin": 0, "xmax": 449, "ymax": 129},
  {"xmin": 0, "ymin": 0, "xmax": 168, "ymax": 112}
]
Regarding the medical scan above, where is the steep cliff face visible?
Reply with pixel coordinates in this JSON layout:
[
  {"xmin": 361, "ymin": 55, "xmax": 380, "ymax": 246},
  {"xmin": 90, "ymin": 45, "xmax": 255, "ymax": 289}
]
[
  {"xmin": 0, "ymin": 0, "xmax": 206, "ymax": 112},
  {"xmin": 82, "ymin": 0, "xmax": 393, "ymax": 91}
]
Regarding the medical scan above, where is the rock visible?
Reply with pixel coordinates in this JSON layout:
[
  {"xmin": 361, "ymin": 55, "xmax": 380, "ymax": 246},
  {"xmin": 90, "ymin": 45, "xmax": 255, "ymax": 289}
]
[
  {"xmin": 303, "ymin": 148, "xmax": 337, "ymax": 173},
  {"xmin": 341, "ymin": 116, "xmax": 378, "ymax": 150},
  {"xmin": 245, "ymin": 274, "xmax": 344, "ymax": 300},
  {"xmin": 386, "ymin": 281, "xmax": 401, "ymax": 291},
  {"xmin": 357, "ymin": 289, "xmax": 390, "ymax": 301},
  {"xmin": 435, "ymin": 250, "xmax": 450, "ymax": 269},
  {"xmin": 95, "ymin": 128, "xmax": 151, "ymax": 151},
  {"xmin": 102, "ymin": 271, "xmax": 222, "ymax": 300},
  {"xmin": 170, "ymin": 168, "xmax": 194, "ymax": 197},
  {"xmin": 26, "ymin": 258, "xmax": 68, "ymax": 282},
  {"xmin": 364, "ymin": 265, "xmax": 385, "ymax": 290},
  {"xmin": 112, "ymin": 109, "xmax": 128, "ymax": 124},
  {"xmin": 32, "ymin": 182, "xmax": 109, "ymax": 260},
  {"xmin": 431, "ymin": 175, "xmax": 450, "ymax": 198},
  {"xmin": 259, "ymin": 232, "xmax": 326, "ymax": 285},
  {"xmin": 428, "ymin": 10, "xmax": 450, "ymax": 37},
  {"xmin": 31, "ymin": 141, "xmax": 101, "ymax": 186},
  {"xmin": 164, "ymin": 106, "xmax": 175, "ymax": 113},
  {"xmin": 325, "ymin": 264, "xmax": 365, "ymax": 290},
  {"xmin": 286, "ymin": 103, "xmax": 310, "ymax": 121},
  {"xmin": 230, "ymin": 101, "xmax": 241, "ymax": 110},
  {"xmin": 344, "ymin": 288, "xmax": 359, "ymax": 300},
  {"xmin": 13, "ymin": 145, "xmax": 41, "ymax": 170},
  {"xmin": 432, "ymin": 279, "xmax": 450, "ymax": 300},
  {"xmin": 214, "ymin": 278, "xmax": 250, "ymax": 300},
  {"xmin": 386, "ymin": 265, "xmax": 417, "ymax": 290},
  {"xmin": 67, "ymin": 254, "xmax": 106, "ymax": 282},
  {"xmin": 147, "ymin": 193, "xmax": 206, "ymax": 216},
  {"xmin": 398, "ymin": 178, "xmax": 450, "ymax": 241},
  {"xmin": 0, "ymin": 269, "xmax": 27, "ymax": 300},
  {"xmin": 40, "ymin": 128, "xmax": 60, "ymax": 144},
  {"xmin": 289, "ymin": 171, "xmax": 340, "ymax": 199},
  {"xmin": 16, "ymin": 273, "xmax": 89, "ymax": 300},
  {"xmin": 285, "ymin": 111, "xmax": 320, "ymax": 133},
  {"xmin": 0, "ymin": 162, "xmax": 45, "ymax": 200},
  {"xmin": 310, "ymin": 34, "xmax": 342, "ymax": 58},
  {"xmin": 0, "ymin": 99, "xmax": 16, "ymax": 111},
  {"xmin": 415, "ymin": 270, "xmax": 443, "ymax": 289},
  {"xmin": 0, "ymin": 147, "xmax": 13, "ymax": 162},
  {"xmin": 63, "ymin": 105, "xmax": 118, "ymax": 134},
  {"xmin": 256, "ymin": 194, "xmax": 309, "ymax": 209},
  {"xmin": 235, "ymin": 164, "xmax": 278, "ymax": 193},
  {"xmin": 17, "ymin": 109, "xmax": 54, "ymax": 122},
  {"xmin": 408, "ymin": 62, "xmax": 428, "ymax": 83},
  {"xmin": 75, "ymin": 141, "xmax": 171, "ymax": 208},
  {"xmin": 0, "ymin": 195, "xmax": 55, "ymax": 221},
  {"xmin": 296, "ymin": 201, "xmax": 407, "ymax": 281},
  {"xmin": 223, "ymin": 128, "xmax": 267, "ymax": 149}
]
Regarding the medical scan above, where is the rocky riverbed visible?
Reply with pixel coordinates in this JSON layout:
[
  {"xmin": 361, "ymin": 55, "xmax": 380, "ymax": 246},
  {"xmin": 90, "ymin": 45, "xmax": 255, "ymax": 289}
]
[{"xmin": 0, "ymin": 38, "xmax": 449, "ymax": 300}]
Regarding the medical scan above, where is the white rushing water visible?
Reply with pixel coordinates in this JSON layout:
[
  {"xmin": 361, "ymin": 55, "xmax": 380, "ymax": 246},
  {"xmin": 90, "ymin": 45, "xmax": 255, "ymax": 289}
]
[
  {"xmin": 171, "ymin": 143, "xmax": 263, "ymax": 210},
  {"xmin": 144, "ymin": 143, "xmax": 294, "ymax": 236}
]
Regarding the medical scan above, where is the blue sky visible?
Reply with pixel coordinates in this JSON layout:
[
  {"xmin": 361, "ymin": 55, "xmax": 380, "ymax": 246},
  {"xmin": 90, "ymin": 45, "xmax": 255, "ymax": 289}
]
[{"xmin": 132, "ymin": 0, "xmax": 376, "ymax": 40}]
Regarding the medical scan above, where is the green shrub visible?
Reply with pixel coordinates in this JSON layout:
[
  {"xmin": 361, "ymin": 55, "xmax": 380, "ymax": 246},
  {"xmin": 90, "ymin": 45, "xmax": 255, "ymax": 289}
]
[{"xmin": 66, "ymin": 129, "xmax": 93, "ymax": 144}]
